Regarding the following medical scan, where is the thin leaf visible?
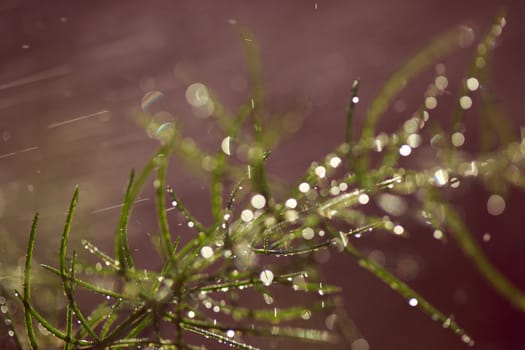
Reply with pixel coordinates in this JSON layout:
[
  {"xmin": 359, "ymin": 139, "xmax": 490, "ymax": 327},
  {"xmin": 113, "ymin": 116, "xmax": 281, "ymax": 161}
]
[
  {"xmin": 154, "ymin": 154, "xmax": 173, "ymax": 258},
  {"xmin": 23, "ymin": 212, "xmax": 39, "ymax": 350},
  {"xmin": 115, "ymin": 169, "xmax": 136, "ymax": 273}
]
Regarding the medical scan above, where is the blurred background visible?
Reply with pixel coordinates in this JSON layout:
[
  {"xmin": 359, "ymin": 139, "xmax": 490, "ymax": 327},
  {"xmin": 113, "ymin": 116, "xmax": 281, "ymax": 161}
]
[{"xmin": 1, "ymin": 0, "xmax": 524, "ymax": 349}]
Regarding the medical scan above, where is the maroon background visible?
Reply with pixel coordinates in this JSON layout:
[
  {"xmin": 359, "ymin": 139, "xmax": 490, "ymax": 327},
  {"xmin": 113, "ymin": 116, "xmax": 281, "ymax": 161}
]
[{"xmin": 1, "ymin": 1, "xmax": 525, "ymax": 349}]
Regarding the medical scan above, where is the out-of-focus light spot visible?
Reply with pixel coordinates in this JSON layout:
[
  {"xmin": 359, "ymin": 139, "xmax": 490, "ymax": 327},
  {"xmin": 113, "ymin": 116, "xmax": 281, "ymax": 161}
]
[
  {"xmin": 284, "ymin": 209, "xmax": 298, "ymax": 222},
  {"xmin": 377, "ymin": 193, "xmax": 407, "ymax": 216},
  {"xmin": 482, "ymin": 233, "xmax": 491, "ymax": 242},
  {"xmin": 399, "ymin": 144, "xmax": 412, "ymax": 157},
  {"xmin": 185, "ymin": 83, "xmax": 209, "ymax": 107},
  {"xmin": 221, "ymin": 136, "xmax": 231, "ymax": 155},
  {"xmin": 433, "ymin": 169, "xmax": 449, "ymax": 186},
  {"xmin": 404, "ymin": 118, "xmax": 418, "ymax": 133},
  {"xmin": 466, "ymin": 77, "xmax": 480, "ymax": 91},
  {"xmin": 241, "ymin": 209, "xmax": 254, "ymax": 222},
  {"xmin": 298, "ymin": 182, "xmax": 310, "ymax": 193},
  {"xmin": 433, "ymin": 230, "xmax": 444, "ymax": 240},
  {"xmin": 285, "ymin": 198, "xmax": 297, "ymax": 209},
  {"xmin": 476, "ymin": 57, "xmax": 486, "ymax": 68},
  {"xmin": 407, "ymin": 134, "xmax": 422, "ymax": 148},
  {"xmin": 351, "ymin": 338, "xmax": 370, "ymax": 350},
  {"xmin": 192, "ymin": 100, "xmax": 214, "ymax": 118},
  {"xmin": 393, "ymin": 225, "xmax": 405, "ymax": 235},
  {"xmin": 251, "ymin": 194, "xmax": 266, "ymax": 209},
  {"xmin": 330, "ymin": 186, "xmax": 340, "ymax": 196},
  {"xmin": 315, "ymin": 166, "xmax": 326, "ymax": 178},
  {"xmin": 458, "ymin": 26, "xmax": 475, "ymax": 48},
  {"xmin": 358, "ymin": 193, "xmax": 369, "ymax": 205},
  {"xmin": 302, "ymin": 227, "xmax": 315, "ymax": 240},
  {"xmin": 141, "ymin": 90, "xmax": 164, "ymax": 113},
  {"xmin": 487, "ymin": 194, "xmax": 505, "ymax": 216},
  {"xmin": 435, "ymin": 75, "xmax": 448, "ymax": 90},
  {"xmin": 329, "ymin": 156, "xmax": 342, "ymax": 168},
  {"xmin": 425, "ymin": 96, "xmax": 438, "ymax": 110},
  {"xmin": 2, "ymin": 131, "xmax": 11, "ymax": 142},
  {"xmin": 394, "ymin": 99, "xmax": 407, "ymax": 112},
  {"xmin": 368, "ymin": 250, "xmax": 386, "ymax": 266},
  {"xmin": 451, "ymin": 132, "xmax": 465, "ymax": 147},
  {"xmin": 459, "ymin": 96, "xmax": 472, "ymax": 110}
]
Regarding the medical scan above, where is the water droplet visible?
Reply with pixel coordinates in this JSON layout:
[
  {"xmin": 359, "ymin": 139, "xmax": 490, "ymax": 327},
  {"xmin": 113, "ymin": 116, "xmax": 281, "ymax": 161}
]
[
  {"xmin": 200, "ymin": 246, "xmax": 214, "ymax": 259},
  {"xmin": 260, "ymin": 269, "xmax": 274, "ymax": 286},
  {"xmin": 408, "ymin": 297, "xmax": 418, "ymax": 307},
  {"xmin": 301, "ymin": 310, "xmax": 312, "ymax": 320},
  {"xmin": 352, "ymin": 96, "xmax": 359, "ymax": 104},
  {"xmin": 482, "ymin": 233, "xmax": 491, "ymax": 242},
  {"xmin": 187, "ymin": 310, "xmax": 195, "ymax": 318},
  {"xmin": 461, "ymin": 334, "xmax": 472, "ymax": 344},
  {"xmin": 226, "ymin": 329, "xmax": 235, "ymax": 338},
  {"xmin": 263, "ymin": 293, "xmax": 274, "ymax": 304},
  {"xmin": 171, "ymin": 200, "xmax": 178, "ymax": 207},
  {"xmin": 433, "ymin": 230, "xmax": 444, "ymax": 240}
]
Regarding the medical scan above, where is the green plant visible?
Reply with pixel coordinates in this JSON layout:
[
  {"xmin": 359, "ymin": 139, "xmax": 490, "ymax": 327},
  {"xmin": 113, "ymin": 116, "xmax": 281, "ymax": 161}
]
[{"xmin": 1, "ymin": 13, "xmax": 524, "ymax": 349}]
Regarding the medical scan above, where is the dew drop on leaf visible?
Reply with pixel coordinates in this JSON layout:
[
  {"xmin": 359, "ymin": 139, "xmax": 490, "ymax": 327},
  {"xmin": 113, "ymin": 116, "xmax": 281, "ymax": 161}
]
[{"xmin": 260, "ymin": 269, "xmax": 274, "ymax": 286}]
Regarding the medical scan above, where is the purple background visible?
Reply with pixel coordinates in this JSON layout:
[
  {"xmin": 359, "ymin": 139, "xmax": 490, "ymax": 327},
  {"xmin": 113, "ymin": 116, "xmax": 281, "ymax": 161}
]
[{"xmin": 1, "ymin": 1, "xmax": 524, "ymax": 349}]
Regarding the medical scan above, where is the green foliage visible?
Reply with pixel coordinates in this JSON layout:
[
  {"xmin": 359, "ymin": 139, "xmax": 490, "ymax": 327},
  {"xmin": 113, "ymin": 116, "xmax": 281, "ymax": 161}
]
[{"xmin": 1, "ymin": 13, "xmax": 524, "ymax": 350}]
